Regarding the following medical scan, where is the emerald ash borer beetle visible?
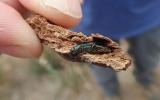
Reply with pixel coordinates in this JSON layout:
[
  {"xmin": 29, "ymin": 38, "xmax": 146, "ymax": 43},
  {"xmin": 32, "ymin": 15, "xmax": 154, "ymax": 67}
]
[{"xmin": 69, "ymin": 42, "xmax": 111, "ymax": 56}]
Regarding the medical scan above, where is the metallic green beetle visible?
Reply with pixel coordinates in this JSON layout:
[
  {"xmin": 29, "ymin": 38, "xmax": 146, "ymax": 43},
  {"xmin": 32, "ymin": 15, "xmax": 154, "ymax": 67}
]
[{"xmin": 70, "ymin": 42, "xmax": 111, "ymax": 56}]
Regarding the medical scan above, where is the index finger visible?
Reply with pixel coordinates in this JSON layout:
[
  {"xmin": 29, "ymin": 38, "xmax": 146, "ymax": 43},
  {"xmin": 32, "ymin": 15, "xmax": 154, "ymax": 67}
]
[{"xmin": 18, "ymin": 0, "xmax": 82, "ymax": 28}]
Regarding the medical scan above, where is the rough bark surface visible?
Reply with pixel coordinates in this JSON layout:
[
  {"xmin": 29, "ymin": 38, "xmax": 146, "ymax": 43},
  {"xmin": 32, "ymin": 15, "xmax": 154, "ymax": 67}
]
[{"xmin": 26, "ymin": 15, "xmax": 131, "ymax": 71}]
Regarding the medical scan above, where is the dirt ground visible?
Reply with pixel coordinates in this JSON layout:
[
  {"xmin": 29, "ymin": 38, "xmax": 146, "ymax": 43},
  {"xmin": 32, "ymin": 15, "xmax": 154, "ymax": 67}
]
[{"xmin": 0, "ymin": 50, "xmax": 160, "ymax": 100}]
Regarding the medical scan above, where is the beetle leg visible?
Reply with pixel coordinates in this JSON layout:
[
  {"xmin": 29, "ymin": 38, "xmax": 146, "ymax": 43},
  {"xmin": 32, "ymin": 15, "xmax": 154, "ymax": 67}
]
[{"xmin": 92, "ymin": 42, "xmax": 96, "ymax": 48}]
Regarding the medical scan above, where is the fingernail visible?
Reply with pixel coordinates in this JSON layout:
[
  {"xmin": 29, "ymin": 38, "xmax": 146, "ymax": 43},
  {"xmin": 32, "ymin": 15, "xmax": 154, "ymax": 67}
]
[{"xmin": 42, "ymin": 0, "xmax": 82, "ymax": 18}]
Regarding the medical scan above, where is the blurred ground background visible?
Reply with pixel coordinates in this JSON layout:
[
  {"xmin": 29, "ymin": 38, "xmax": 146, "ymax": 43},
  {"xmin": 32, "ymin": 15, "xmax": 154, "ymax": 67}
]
[{"xmin": 0, "ymin": 44, "xmax": 160, "ymax": 100}]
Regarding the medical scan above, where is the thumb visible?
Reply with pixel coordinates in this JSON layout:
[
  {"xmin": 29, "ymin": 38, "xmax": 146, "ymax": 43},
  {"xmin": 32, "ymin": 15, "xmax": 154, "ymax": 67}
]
[
  {"xmin": 0, "ymin": 2, "xmax": 42, "ymax": 58},
  {"xmin": 18, "ymin": 0, "xmax": 82, "ymax": 28}
]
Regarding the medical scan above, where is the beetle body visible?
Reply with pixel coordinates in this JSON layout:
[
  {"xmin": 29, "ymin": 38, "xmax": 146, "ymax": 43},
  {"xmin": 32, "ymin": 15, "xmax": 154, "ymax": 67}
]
[{"xmin": 70, "ymin": 42, "xmax": 111, "ymax": 56}]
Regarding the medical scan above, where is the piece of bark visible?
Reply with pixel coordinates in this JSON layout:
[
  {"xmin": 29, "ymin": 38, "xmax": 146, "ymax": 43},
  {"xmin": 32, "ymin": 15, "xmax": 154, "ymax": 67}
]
[{"xmin": 26, "ymin": 15, "xmax": 131, "ymax": 71}]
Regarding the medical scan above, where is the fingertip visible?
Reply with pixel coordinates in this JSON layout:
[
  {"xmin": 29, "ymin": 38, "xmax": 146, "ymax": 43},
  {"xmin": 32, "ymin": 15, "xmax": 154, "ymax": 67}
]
[
  {"xmin": 0, "ymin": 45, "xmax": 43, "ymax": 58},
  {"xmin": 0, "ymin": 2, "xmax": 42, "ymax": 58},
  {"xmin": 18, "ymin": 0, "xmax": 82, "ymax": 28}
]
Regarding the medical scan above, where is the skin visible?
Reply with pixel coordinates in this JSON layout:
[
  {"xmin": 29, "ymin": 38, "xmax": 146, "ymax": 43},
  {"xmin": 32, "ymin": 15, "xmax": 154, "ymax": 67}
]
[{"xmin": 0, "ymin": 0, "xmax": 82, "ymax": 58}]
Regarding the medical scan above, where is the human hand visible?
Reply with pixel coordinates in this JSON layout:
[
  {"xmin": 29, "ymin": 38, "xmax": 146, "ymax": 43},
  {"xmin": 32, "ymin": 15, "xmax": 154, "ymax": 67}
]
[
  {"xmin": 80, "ymin": 0, "xmax": 83, "ymax": 4},
  {"xmin": 0, "ymin": 0, "xmax": 82, "ymax": 58}
]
